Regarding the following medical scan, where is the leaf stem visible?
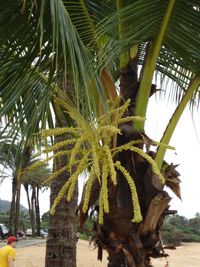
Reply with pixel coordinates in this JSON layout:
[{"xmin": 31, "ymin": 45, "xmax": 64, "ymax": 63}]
[
  {"xmin": 135, "ymin": 0, "xmax": 176, "ymax": 130},
  {"xmin": 155, "ymin": 75, "xmax": 200, "ymax": 169}
]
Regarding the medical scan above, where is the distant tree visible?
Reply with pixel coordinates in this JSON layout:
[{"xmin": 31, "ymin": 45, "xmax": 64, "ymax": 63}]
[
  {"xmin": 22, "ymin": 161, "xmax": 51, "ymax": 236},
  {"xmin": 0, "ymin": 138, "xmax": 32, "ymax": 235},
  {"xmin": 189, "ymin": 214, "xmax": 200, "ymax": 235},
  {"xmin": 41, "ymin": 211, "xmax": 50, "ymax": 229},
  {"xmin": 0, "ymin": 137, "xmax": 50, "ymax": 236},
  {"xmin": 42, "ymin": 211, "xmax": 50, "ymax": 222},
  {"xmin": 162, "ymin": 214, "xmax": 200, "ymax": 245},
  {"xmin": 168, "ymin": 215, "xmax": 189, "ymax": 230},
  {"xmin": 77, "ymin": 218, "xmax": 94, "ymax": 241}
]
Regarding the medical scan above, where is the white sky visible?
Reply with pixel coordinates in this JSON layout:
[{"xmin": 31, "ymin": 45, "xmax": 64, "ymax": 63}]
[
  {"xmin": 0, "ymin": 95, "xmax": 200, "ymax": 218},
  {"xmin": 146, "ymin": 96, "xmax": 200, "ymax": 218}
]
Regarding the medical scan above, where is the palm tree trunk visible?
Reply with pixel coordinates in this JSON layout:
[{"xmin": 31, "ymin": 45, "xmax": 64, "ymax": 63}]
[
  {"xmin": 45, "ymin": 70, "xmax": 78, "ymax": 267},
  {"xmin": 9, "ymin": 175, "xmax": 17, "ymax": 235},
  {"xmin": 35, "ymin": 186, "xmax": 41, "ymax": 236},
  {"xmin": 31, "ymin": 186, "xmax": 36, "ymax": 237},
  {"xmin": 91, "ymin": 55, "xmax": 170, "ymax": 267},
  {"xmin": 24, "ymin": 183, "xmax": 35, "ymax": 234},
  {"xmin": 45, "ymin": 132, "xmax": 78, "ymax": 267},
  {"xmin": 24, "ymin": 184, "xmax": 32, "ymax": 223},
  {"xmin": 14, "ymin": 182, "xmax": 21, "ymax": 235}
]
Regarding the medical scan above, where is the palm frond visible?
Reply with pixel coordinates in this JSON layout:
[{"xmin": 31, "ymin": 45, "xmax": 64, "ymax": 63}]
[
  {"xmin": 0, "ymin": 0, "xmax": 109, "ymax": 124},
  {"xmin": 94, "ymin": 0, "xmax": 200, "ymax": 106},
  {"xmin": 22, "ymin": 160, "xmax": 51, "ymax": 186}
]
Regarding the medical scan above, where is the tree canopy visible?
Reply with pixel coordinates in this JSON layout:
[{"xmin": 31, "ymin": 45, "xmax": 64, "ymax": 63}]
[{"xmin": 1, "ymin": 1, "xmax": 200, "ymax": 266}]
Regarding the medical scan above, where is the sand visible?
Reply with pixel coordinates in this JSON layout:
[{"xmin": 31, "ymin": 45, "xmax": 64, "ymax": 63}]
[{"xmin": 16, "ymin": 240, "xmax": 200, "ymax": 267}]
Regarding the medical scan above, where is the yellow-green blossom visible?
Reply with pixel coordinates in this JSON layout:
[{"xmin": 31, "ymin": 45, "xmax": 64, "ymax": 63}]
[{"xmin": 115, "ymin": 161, "xmax": 142, "ymax": 223}]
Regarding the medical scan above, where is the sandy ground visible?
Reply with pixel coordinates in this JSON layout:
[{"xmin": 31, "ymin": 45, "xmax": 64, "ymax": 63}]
[{"xmin": 16, "ymin": 240, "xmax": 200, "ymax": 267}]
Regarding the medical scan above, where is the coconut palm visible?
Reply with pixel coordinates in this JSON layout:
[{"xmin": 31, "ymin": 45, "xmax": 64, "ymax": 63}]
[
  {"xmin": 0, "ymin": 2, "xmax": 114, "ymax": 266},
  {"xmin": 0, "ymin": 136, "xmax": 50, "ymax": 236},
  {"xmin": 0, "ymin": 137, "xmax": 33, "ymax": 235},
  {"xmin": 1, "ymin": 1, "xmax": 200, "ymax": 266},
  {"xmin": 22, "ymin": 160, "xmax": 51, "ymax": 236}
]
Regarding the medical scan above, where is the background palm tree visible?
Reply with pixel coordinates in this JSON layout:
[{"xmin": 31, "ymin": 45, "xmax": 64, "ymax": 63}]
[
  {"xmin": 0, "ymin": 137, "xmax": 31, "ymax": 235},
  {"xmin": 0, "ymin": 134, "xmax": 50, "ymax": 236},
  {"xmin": 22, "ymin": 160, "xmax": 51, "ymax": 236},
  {"xmin": 1, "ymin": 1, "xmax": 200, "ymax": 267}
]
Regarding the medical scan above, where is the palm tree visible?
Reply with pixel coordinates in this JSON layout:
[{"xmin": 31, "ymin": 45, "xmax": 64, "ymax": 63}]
[
  {"xmin": 1, "ymin": 1, "xmax": 200, "ymax": 266},
  {"xmin": 0, "ymin": 2, "xmax": 110, "ymax": 266},
  {"xmin": 0, "ymin": 136, "xmax": 50, "ymax": 236},
  {"xmin": 0, "ymin": 138, "xmax": 32, "ymax": 235},
  {"xmin": 22, "ymin": 160, "xmax": 51, "ymax": 236}
]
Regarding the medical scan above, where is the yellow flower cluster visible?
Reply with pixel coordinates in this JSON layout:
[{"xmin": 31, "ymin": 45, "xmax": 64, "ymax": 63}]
[
  {"xmin": 98, "ymin": 193, "xmax": 104, "ymax": 225},
  {"xmin": 68, "ymin": 135, "xmax": 88, "ymax": 172},
  {"xmin": 113, "ymin": 142, "xmax": 168, "ymax": 184},
  {"xmin": 104, "ymin": 145, "xmax": 117, "ymax": 185},
  {"xmin": 101, "ymin": 159, "xmax": 109, "ymax": 214},
  {"xmin": 82, "ymin": 168, "xmax": 95, "ymax": 213},
  {"xmin": 42, "ymin": 127, "xmax": 80, "ymax": 137},
  {"xmin": 67, "ymin": 152, "xmax": 90, "ymax": 201},
  {"xmin": 34, "ymin": 96, "xmax": 174, "ymax": 224},
  {"xmin": 91, "ymin": 144, "xmax": 100, "ymax": 179},
  {"xmin": 50, "ymin": 179, "xmax": 71, "ymax": 215},
  {"xmin": 43, "ymin": 138, "xmax": 77, "ymax": 153},
  {"xmin": 114, "ymin": 161, "xmax": 142, "ymax": 223}
]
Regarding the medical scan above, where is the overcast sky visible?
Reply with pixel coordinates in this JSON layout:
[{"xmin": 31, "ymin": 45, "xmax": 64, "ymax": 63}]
[
  {"xmin": 146, "ymin": 96, "xmax": 200, "ymax": 218},
  {"xmin": 0, "ymin": 95, "xmax": 200, "ymax": 218}
]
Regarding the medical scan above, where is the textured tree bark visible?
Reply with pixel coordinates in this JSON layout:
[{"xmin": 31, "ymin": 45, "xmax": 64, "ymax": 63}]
[
  {"xmin": 35, "ymin": 186, "xmax": 41, "ymax": 236},
  {"xmin": 14, "ymin": 183, "xmax": 21, "ymax": 235},
  {"xmin": 31, "ymin": 185, "xmax": 36, "ymax": 237},
  {"xmin": 45, "ymin": 133, "xmax": 78, "ymax": 267},
  {"xmin": 9, "ymin": 176, "xmax": 17, "ymax": 235},
  {"xmin": 24, "ymin": 184, "xmax": 34, "ymax": 230},
  {"xmin": 24, "ymin": 183, "xmax": 35, "ymax": 234},
  {"xmin": 45, "ymin": 69, "xmax": 78, "ymax": 267}
]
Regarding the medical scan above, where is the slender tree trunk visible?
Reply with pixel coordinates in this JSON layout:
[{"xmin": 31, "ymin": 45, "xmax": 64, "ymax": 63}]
[
  {"xmin": 24, "ymin": 183, "xmax": 35, "ymax": 233},
  {"xmin": 31, "ymin": 186, "xmax": 36, "ymax": 237},
  {"xmin": 35, "ymin": 186, "xmax": 41, "ymax": 236},
  {"xmin": 24, "ymin": 184, "xmax": 33, "ymax": 227},
  {"xmin": 14, "ymin": 182, "xmax": 21, "ymax": 235},
  {"xmin": 10, "ymin": 145, "xmax": 33, "ymax": 236},
  {"xmin": 9, "ymin": 175, "xmax": 17, "ymax": 235}
]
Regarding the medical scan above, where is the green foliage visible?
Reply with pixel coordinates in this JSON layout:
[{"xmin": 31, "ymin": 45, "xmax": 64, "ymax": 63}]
[
  {"xmin": 1, "ymin": 0, "xmax": 200, "ymax": 152},
  {"xmin": 41, "ymin": 211, "xmax": 50, "ymax": 228},
  {"xmin": 0, "ymin": 210, "xmax": 30, "ymax": 231},
  {"xmin": 40, "ymin": 221, "xmax": 49, "ymax": 229},
  {"xmin": 42, "ymin": 211, "xmax": 50, "ymax": 221},
  {"xmin": 77, "ymin": 219, "xmax": 94, "ymax": 240},
  {"xmin": 18, "ymin": 211, "xmax": 31, "ymax": 231},
  {"xmin": 79, "ymin": 233, "xmax": 89, "ymax": 241},
  {"xmin": 162, "ymin": 214, "xmax": 200, "ymax": 245},
  {"xmin": 22, "ymin": 160, "xmax": 51, "ymax": 187}
]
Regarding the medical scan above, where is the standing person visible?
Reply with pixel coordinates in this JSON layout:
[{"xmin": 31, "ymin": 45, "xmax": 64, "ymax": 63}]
[{"xmin": 0, "ymin": 236, "xmax": 17, "ymax": 267}]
